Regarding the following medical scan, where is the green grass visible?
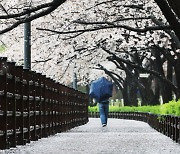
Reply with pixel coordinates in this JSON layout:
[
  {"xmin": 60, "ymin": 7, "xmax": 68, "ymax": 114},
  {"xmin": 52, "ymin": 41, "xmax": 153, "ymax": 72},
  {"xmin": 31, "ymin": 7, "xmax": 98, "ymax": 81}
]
[{"xmin": 88, "ymin": 100, "xmax": 180, "ymax": 116}]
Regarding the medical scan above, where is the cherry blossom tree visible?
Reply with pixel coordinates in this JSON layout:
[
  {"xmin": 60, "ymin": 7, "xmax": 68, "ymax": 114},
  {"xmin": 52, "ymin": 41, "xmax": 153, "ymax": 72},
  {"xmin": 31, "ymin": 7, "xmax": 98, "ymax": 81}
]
[
  {"xmin": 44, "ymin": 0, "xmax": 179, "ymax": 104},
  {"xmin": 1, "ymin": 0, "xmax": 180, "ymax": 105}
]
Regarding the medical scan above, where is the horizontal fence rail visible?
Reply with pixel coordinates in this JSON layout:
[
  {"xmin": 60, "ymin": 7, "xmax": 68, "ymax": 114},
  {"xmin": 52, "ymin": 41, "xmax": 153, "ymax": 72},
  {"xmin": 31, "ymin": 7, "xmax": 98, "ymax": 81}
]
[
  {"xmin": 0, "ymin": 57, "xmax": 89, "ymax": 150},
  {"xmin": 89, "ymin": 112, "xmax": 180, "ymax": 144}
]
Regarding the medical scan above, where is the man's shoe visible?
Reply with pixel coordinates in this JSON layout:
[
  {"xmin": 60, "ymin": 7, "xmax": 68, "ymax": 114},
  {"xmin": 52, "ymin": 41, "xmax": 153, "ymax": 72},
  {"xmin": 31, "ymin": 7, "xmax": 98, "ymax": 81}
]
[{"xmin": 102, "ymin": 124, "xmax": 107, "ymax": 127}]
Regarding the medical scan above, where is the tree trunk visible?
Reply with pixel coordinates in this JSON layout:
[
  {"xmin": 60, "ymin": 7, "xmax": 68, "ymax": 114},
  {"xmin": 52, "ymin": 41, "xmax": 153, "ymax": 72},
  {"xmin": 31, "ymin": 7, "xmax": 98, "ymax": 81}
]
[
  {"xmin": 162, "ymin": 60, "xmax": 173, "ymax": 103},
  {"xmin": 150, "ymin": 77, "xmax": 160, "ymax": 105},
  {"xmin": 122, "ymin": 79, "xmax": 130, "ymax": 106},
  {"xmin": 139, "ymin": 78, "xmax": 155, "ymax": 105},
  {"xmin": 155, "ymin": 0, "xmax": 180, "ymax": 40},
  {"xmin": 174, "ymin": 57, "xmax": 180, "ymax": 99},
  {"xmin": 129, "ymin": 85, "xmax": 138, "ymax": 106},
  {"xmin": 166, "ymin": 0, "xmax": 180, "ymax": 19}
]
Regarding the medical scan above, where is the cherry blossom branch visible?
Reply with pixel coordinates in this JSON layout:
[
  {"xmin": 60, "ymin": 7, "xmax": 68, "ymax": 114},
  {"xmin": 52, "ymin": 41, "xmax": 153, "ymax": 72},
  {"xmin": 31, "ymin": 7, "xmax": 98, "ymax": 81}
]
[{"xmin": 0, "ymin": 0, "xmax": 66, "ymax": 34}]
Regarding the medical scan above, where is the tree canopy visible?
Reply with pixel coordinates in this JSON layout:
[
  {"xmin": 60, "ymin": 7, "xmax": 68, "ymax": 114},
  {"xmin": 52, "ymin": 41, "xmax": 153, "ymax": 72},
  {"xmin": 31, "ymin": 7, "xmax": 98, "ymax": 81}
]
[{"xmin": 0, "ymin": 0, "xmax": 180, "ymax": 105}]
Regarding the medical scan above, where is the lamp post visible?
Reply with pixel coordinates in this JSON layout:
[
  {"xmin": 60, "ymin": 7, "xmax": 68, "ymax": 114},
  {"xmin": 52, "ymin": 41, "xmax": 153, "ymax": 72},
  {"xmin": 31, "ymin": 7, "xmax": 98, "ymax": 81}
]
[
  {"xmin": 24, "ymin": 9, "xmax": 31, "ymax": 70},
  {"xmin": 73, "ymin": 71, "xmax": 77, "ymax": 90},
  {"xmin": 72, "ymin": 61, "xmax": 77, "ymax": 90}
]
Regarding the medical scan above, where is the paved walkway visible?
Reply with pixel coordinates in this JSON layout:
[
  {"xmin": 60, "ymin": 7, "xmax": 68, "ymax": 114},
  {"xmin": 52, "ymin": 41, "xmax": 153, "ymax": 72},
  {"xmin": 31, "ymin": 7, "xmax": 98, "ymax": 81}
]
[{"xmin": 1, "ymin": 118, "xmax": 180, "ymax": 154}]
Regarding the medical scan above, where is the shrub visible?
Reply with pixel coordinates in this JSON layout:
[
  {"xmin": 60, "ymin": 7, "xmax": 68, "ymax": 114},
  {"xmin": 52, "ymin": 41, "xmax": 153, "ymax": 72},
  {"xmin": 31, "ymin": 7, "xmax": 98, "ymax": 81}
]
[
  {"xmin": 88, "ymin": 100, "xmax": 180, "ymax": 116},
  {"xmin": 160, "ymin": 100, "xmax": 180, "ymax": 116}
]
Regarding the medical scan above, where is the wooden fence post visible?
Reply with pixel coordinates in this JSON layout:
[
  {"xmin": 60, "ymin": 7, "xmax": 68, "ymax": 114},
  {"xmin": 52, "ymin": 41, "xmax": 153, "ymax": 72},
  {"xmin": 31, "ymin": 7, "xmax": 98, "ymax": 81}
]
[
  {"xmin": 178, "ymin": 117, "xmax": 180, "ymax": 143},
  {"xmin": 29, "ymin": 71, "xmax": 36, "ymax": 141},
  {"xmin": 22, "ymin": 68, "xmax": 30, "ymax": 144},
  {"xmin": 0, "ymin": 57, "xmax": 8, "ymax": 150},
  {"xmin": 6, "ymin": 62, "xmax": 16, "ymax": 148},
  {"xmin": 34, "ymin": 73, "xmax": 42, "ymax": 140},
  {"xmin": 57, "ymin": 84, "xmax": 63, "ymax": 133},
  {"xmin": 45, "ymin": 77, "xmax": 51, "ymax": 136},
  {"xmin": 172, "ymin": 116, "xmax": 176, "ymax": 141},
  {"xmin": 52, "ymin": 79, "xmax": 57, "ymax": 135},
  {"xmin": 54, "ymin": 81, "xmax": 59, "ymax": 134},
  {"xmin": 41, "ymin": 75, "xmax": 47, "ymax": 137},
  {"xmin": 15, "ymin": 65, "xmax": 24, "ymax": 145}
]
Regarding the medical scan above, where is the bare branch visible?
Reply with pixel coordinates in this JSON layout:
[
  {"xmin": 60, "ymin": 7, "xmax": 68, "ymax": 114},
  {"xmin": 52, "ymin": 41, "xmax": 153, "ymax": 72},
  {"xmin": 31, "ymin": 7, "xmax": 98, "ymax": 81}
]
[
  {"xmin": 0, "ymin": 2, "xmax": 53, "ymax": 19},
  {"xmin": 0, "ymin": 4, "xmax": 8, "ymax": 15},
  {"xmin": 0, "ymin": 0, "xmax": 66, "ymax": 34},
  {"xmin": 37, "ymin": 23, "xmax": 171, "ymax": 36},
  {"xmin": 32, "ymin": 58, "xmax": 53, "ymax": 63},
  {"xmin": 123, "ymin": 4, "xmax": 144, "ymax": 10},
  {"xmin": 101, "ymin": 46, "xmax": 178, "ymax": 93},
  {"xmin": 86, "ymin": 0, "xmax": 119, "ymax": 11}
]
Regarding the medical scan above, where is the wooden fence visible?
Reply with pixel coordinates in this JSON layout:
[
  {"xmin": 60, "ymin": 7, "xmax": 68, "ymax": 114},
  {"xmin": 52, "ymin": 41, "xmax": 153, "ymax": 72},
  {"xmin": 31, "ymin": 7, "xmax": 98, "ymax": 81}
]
[
  {"xmin": 89, "ymin": 112, "xmax": 180, "ymax": 144},
  {"xmin": 0, "ymin": 57, "xmax": 89, "ymax": 150}
]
